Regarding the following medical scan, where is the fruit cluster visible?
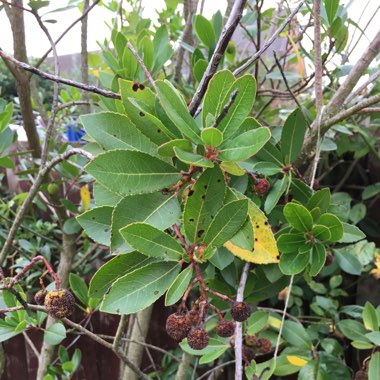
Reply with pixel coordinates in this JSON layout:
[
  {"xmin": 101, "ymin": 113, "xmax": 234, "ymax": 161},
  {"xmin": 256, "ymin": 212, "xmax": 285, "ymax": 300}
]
[{"xmin": 165, "ymin": 301, "xmax": 251, "ymax": 350}]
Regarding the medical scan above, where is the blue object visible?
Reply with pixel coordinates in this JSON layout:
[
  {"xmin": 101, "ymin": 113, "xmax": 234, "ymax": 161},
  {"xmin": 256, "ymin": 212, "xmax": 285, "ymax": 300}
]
[{"xmin": 66, "ymin": 123, "xmax": 85, "ymax": 142}]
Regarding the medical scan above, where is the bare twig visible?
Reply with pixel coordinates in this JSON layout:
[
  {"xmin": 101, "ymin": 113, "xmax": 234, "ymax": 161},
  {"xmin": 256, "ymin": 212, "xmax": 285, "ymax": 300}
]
[
  {"xmin": 127, "ymin": 42, "xmax": 158, "ymax": 91},
  {"xmin": 0, "ymin": 49, "xmax": 120, "ymax": 99},
  {"xmin": 23, "ymin": 332, "xmax": 40, "ymax": 359},
  {"xmin": 233, "ymin": 0, "xmax": 307, "ymax": 76},
  {"xmin": 210, "ymin": 89, "xmax": 239, "ymax": 128},
  {"xmin": 234, "ymin": 262, "xmax": 250, "ymax": 380},
  {"xmin": 33, "ymin": 0, "xmax": 101, "ymax": 70},
  {"xmin": 188, "ymin": 0, "xmax": 248, "ymax": 115},
  {"xmin": 113, "ymin": 315, "xmax": 128, "ymax": 351},
  {"xmin": 0, "ymin": 149, "xmax": 93, "ymax": 266},
  {"xmin": 344, "ymin": 70, "xmax": 380, "ymax": 104}
]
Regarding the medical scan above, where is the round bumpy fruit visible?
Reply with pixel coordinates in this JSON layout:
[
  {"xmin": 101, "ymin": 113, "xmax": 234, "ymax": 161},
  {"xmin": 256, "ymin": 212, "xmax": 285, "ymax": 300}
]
[
  {"xmin": 231, "ymin": 302, "xmax": 251, "ymax": 322},
  {"xmin": 243, "ymin": 346, "xmax": 256, "ymax": 363},
  {"xmin": 254, "ymin": 179, "xmax": 270, "ymax": 196},
  {"xmin": 187, "ymin": 328, "xmax": 209, "ymax": 350},
  {"xmin": 165, "ymin": 313, "xmax": 191, "ymax": 342},
  {"xmin": 34, "ymin": 289, "xmax": 47, "ymax": 305},
  {"xmin": 256, "ymin": 338, "xmax": 272, "ymax": 353},
  {"xmin": 44, "ymin": 289, "xmax": 75, "ymax": 319},
  {"xmin": 216, "ymin": 319, "xmax": 235, "ymax": 338},
  {"xmin": 245, "ymin": 335, "xmax": 257, "ymax": 346}
]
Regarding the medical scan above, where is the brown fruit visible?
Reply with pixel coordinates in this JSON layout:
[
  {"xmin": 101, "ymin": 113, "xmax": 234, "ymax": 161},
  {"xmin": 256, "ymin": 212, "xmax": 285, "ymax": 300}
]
[
  {"xmin": 34, "ymin": 289, "xmax": 47, "ymax": 305},
  {"xmin": 186, "ymin": 309, "xmax": 200, "ymax": 326},
  {"xmin": 245, "ymin": 335, "xmax": 257, "ymax": 346},
  {"xmin": 254, "ymin": 179, "xmax": 270, "ymax": 196},
  {"xmin": 216, "ymin": 319, "xmax": 235, "ymax": 338},
  {"xmin": 231, "ymin": 302, "xmax": 251, "ymax": 322},
  {"xmin": 165, "ymin": 313, "xmax": 191, "ymax": 341},
  {"xmin": 187, "ymin": 328, "xmax": 209, "ymax": 350},
  {"xmin": 243, "ymin": 345, "xmax": 256, "ymax": 364},
  {"xmin": 44, "ymin": 289, "xmax": 75, "ymax": 319},
  {"xmin": 256, "ymin": 338, "xmax": 272, "ymax": 353}
]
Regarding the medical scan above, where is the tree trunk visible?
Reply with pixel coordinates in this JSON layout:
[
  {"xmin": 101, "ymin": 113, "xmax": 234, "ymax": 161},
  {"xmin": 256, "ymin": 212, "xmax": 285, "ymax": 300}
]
[{"xmin": 121, "ymin": 306, "xmax": 153, "ymax": 380}]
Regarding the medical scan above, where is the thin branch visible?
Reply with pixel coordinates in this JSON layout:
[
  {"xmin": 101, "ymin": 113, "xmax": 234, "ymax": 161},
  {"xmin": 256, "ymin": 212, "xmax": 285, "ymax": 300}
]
[
  {"xmin": 0, "ymin": 149, "xmax": 93, "ymax": 266},
  {"xmin": 234, "ymin": 262, "xmax": 250, "ymax": 380},
  {"xmin": 33, "ymin": 0, "xmax": 101, "ymax": 70},
  {"xmin": 127, "ymin": 42, "xmax": 158, "ymax": 91},
  {"xmin": 56, "ymin": 100, "xmax": 94, "ymax": 112},
  {"xmin": 210, "ymin": 89, "xmax": 239, "ymax": 128},
  {"xmin": 113, "ymin": 315, "xmax": 128, "ymax": 351},
  {"xmin": 197, "ymin": 360, "xmax": 236, "ymax": 380},
  {"xmin": 344, "ymin": 69, "xmax": 380, "ymax": 104},
  {"xmin": 188, "ymin": 0, "xmax": 248, "ymax": 115},
  {"xmin": 23, "ymin": 332, "xmax": 40, "ymax": 359},
  {"xmin": 233, "ymin": 0, "xmax": 307, "ymax": 76},
  {"xmin": 0, "ymin": 49, "xmax": 120, "ymax": 99}
]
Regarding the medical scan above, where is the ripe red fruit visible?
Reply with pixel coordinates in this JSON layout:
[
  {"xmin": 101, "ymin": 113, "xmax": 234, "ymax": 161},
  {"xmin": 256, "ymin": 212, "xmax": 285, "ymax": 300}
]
[
  {"xmin": 165, "ymin": 312, "xmax": 191, "ymax": 341},
  {"xmin": 187, "ymin": 328, "xmax": 209, "ymax": 350},
  {"xmin": 44, "ymin": 289, "xmax": 75, "ymax": 319},
  {"xmin": 231, "ymin": 302, "xmax": 251, "ymax": 322},
  {"xmin": 216, "ymin": 319, "xmax": 235, "ymax": 337},
  {"xmin": 254, "ymin": 179, "xmax": 270, "ymax": 196}
]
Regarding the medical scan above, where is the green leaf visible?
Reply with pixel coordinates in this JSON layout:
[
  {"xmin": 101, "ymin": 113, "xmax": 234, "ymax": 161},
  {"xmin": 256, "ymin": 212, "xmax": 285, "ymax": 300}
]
[
  {"xmin": 282, "ymin": 320, "xmax": 312, "ymax": 349},
  {"xmin": 204, "ymin": 200, "xmax": 248, "ymax": 247},
  {"xmin": 165, "ymin": 266, "xmax": 193, "ymax": 306},
  {"xmin": 350, "ymin": 203, "xmax": 366, "ymax": 225},
  {"xmin": 324, "ymin": 0, "xmax": 339, "ymax": 25},
  {"xmin": 290, "ymin": 179, "xmax": 313, "ymax": 204},
  {"xmin": 366, "ymin": 332, "xmax": 380, "ymax": 345},
  {"xmin": 334, "ymin": 249, "xmax": 363, "ymax": 275},
  {"xmin": 180, "ymin": 337, "xmax": 228, "ymax": 355},
  {"xmin": 174, "ymin": 147, "xmax": 214, "ymax": 168},
  {"xmin": 152, "ymin": 25, "xmax": 173, "ymax": 74},
  {"xmin": 264, "ymin": 176, "xmax": 288, "ymax": 214},
  {"xmin": 140, "ymin": 35, "xmax": 154, "ymax": 71},
  {"xmin": 86, "ymin": 150, "xmax": 180, "ymax": 195},
  {"xmin": 77, "ymin": 206, "xmax": 112, "ymax": 245},
  {"xmin": 63, "ymin": 218, "xmax": 81, "ymax": 234},
  {"xmin": 220, "ymin": 161, "xmax": 245, "ymax": 176},
  {"xmin": 338, "ymin": 320, "xmax": 369, "ymax": 341},
  {"xmin": 309, "ymin": 243, "xmax": 326, "ymax": 276},
  {"xmin": 120, "ymin": 223, "xmax": 183, "ymax": 260},
  {"xmin": 158, "ymin": 139, "xmax": 192, "ymax": 157},
  {"xmin": 363, "ymin": 302, "xmax": 379, "ymax": 332},
  {"xmin": 247, "ymin": 311, "xmax": 269, "ymax": 335},
  {"xmin": 199, "ymin": 346, "xmax": 228, "ymax": 364},
  {"xmin": 184, "ymin": 166, "xmax": 226, "ymax": 243},
  {"xmin": 93, "ymin": 183, "xmax": 122, "ymax": 207},
  {"xmin": 0, "ymin": 156, "xmax": 14, "ymax": 169},
  {"xmin": 280, "ymin": 246, "xmax": 311, "ymax": 275},
  {"xmin": 0, "ymin": 320, "xmax": 21, "ymax": 342},
  {"xmin": 202, "ymin": 70, "xmax": 235, "ymax": 128},
  {"xmin": 256, "ymin": 140, "xmax": 283, "ymax": 167},
  {"xmin": 307, "ymin": 188, "xmax": 331, "ymax": 213},
  {"xmin": 201, "ymin": 127, "xmax": 223, "ymax": 147},
  {"xmin": 281, "ymin": 109, "xmax": 307, "ymax": 164},
  {"xmin": 209, "ymin": 247, "xmax": 234, "ymax": 270},
  {"xmin": 298, "ymin": 360, "xmax": 328, "ymax": 380},
  {"xmin": 362, "ymin": 183, "xmax": 380, "ymax": 200},
  {"xmin": 253, "ymin": 161, "xmax": 282, "ymax": 176},
  {"xmin": 339, "ymin": 223, "xmax": 365, "ymax": 243},
  {"xmin": 0, "ymin": 102, "xmax": 13, "ymax": 133},
  {"xmin": 44, "ymin": 323, "xmax": 66, "ymax": 345},
  {"xmin": 81, "ymin": 112, "xmax": 158, "ymax": 155},
  {"xmin": 312, "ymin": 225, "xmax": 331, "ymax": 242},
  {"xmin": 218, "ymin": 127, "xmax": 271, "ymax": 162},
  {"xmin": 100, "ymin": 262, "xmax": 181, "ymax": 314},
  {"xmin": 351, "ymin": 340, "xmax": 374, "ymax": 350},
  {"xmin": 194, "ymin": 15, "xmax": 216, "ymax": 48},
  {"xmin": 369, "ymin": 352, "xmax": 380, "ymax": 380},
  {"xmin": 193, "ymin": 59, "xmax": 208, "ymax": 82},
  {"xmin": 69, "ymin": 273, "xmax": 88, "ymax": 307},
  {"xmin": 111, "ymin": 192, "xmax": 180, "ymax": 253},
  {"xmin": 283, "ymin": 203, "xmax": 313, "ymax": 232},
  {"xmin": 88, "ymin": 252, "xmax": 153, "ymax": 298},
  {"xmin": 318, "ymin": 213, "xmax": 343, "ymax": 242},
  {"xmin": 156, "ymin": 80, "xmax": 202, "ymax": 143},
  {"xmin": 216, "ymin": 75, "xmax": 257, "ymax": 140},
  {"xmin": 277, "ymin": 233, "xmax": 306, "ymax": 253}
]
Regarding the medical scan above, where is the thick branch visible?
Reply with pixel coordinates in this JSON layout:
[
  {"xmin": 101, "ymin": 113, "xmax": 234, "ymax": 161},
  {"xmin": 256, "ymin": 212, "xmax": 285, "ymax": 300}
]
[
  {"xmin": 323, "ymin": 29, "xmax": 380, "ymax": 117},
  {"xmin": 188, "ymin": 0, "xmax": 248, "ymax": 115},
  {"xmin": 234, "ymin": 263, "xmax": 250, "ymax": 380}
]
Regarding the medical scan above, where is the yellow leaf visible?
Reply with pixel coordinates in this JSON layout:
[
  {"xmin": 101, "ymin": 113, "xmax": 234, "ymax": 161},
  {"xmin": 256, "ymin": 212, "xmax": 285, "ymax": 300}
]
[
  {"xmin": 80, "ymin": 185, "xmax": 91, "ymax": 211},
  {"xmin": 224, "ymin": 200, "xmax": 279, "ymax": 264},
  {"xmin": 268, "ymin": 316, "xmax": 281, "ymax": 330},
  {"xmin": 287, "ymin": 356, "xmax": 308, "ymax": 367}
]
